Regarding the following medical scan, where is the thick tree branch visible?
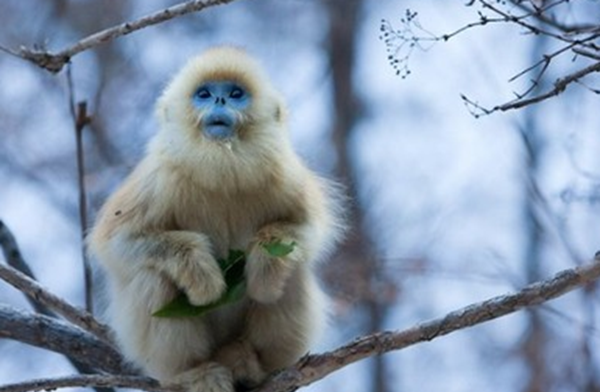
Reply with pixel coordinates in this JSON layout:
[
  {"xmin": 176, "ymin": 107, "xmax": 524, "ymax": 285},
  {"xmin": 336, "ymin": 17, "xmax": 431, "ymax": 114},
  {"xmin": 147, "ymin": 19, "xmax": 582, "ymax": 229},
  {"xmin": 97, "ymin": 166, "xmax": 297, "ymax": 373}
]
[
  {"xmin": 0, "ymin": 220, "xmax": 115, "ymax": 392},
  {"xmin": 255, "ymin": 254, "xmax": 600, "ymax": 392},
  {"xmin": 0, "ymin": 263, "xmax": 113, "ymax": 343},
  {"xmin": 0, "ymin": 305, "xmax": 127, "ymax": 375},
  {"xmin": 0, "ymin": 375, "xmax": 172, "ymax": 392},
  {"xmin": 0, "ymin": 219, "xmax": 112, "ymax": 342},
  {"xmin": 1, "ymin": 256, "xmax": 599, "ymax": 392},
  {"xmin": 14, "ymin": 0, "xmax": 239, "ymax": 73}
]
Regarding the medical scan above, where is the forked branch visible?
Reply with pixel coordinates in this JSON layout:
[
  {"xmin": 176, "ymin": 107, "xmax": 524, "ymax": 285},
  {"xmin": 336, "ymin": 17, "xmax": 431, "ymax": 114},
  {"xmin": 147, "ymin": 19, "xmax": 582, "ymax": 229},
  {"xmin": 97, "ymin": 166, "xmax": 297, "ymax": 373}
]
[
  {"xmin": 1, "ymin": 252, "xmax": 598, "ymax": 392},
  {"xmin": 12, "ymin": 0, "xmax": 239, "ymax": 73},
  {"xmin": 255, "ymin": 253, "xmax": 600, "ymax": 392},
  {"xmin": 381, "ymin": 0, "xmax": 600, "ymax": 114}
]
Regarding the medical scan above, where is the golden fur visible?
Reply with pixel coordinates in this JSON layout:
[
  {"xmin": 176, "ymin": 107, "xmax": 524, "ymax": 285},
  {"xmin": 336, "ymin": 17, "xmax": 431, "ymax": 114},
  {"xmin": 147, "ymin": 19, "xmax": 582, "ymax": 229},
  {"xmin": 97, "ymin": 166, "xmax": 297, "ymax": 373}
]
[{"xmin": 88, "ymin": 46, "xmax": 342, "ymax": 392}]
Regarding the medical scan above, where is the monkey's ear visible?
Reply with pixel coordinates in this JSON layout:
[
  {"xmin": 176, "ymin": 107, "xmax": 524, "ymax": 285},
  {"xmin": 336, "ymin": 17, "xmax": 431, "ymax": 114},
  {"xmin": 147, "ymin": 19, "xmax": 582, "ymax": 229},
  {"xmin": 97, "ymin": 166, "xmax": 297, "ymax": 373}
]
[
  {"xmin": 274, "ymin": 102, "xmax": 288, "ymax": 124},
  {"xmin": 156, "ymin": 97, "xmax": 171, "ymax": 123}
]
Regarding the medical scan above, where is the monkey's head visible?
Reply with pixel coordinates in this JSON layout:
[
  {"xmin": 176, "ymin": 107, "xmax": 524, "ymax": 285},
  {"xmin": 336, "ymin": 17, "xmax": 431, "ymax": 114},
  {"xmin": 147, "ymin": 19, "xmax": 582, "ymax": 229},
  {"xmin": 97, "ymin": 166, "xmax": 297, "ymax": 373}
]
[{"xmin": 155, "ymin": 46, "xmax": 287, "ymax": 149}]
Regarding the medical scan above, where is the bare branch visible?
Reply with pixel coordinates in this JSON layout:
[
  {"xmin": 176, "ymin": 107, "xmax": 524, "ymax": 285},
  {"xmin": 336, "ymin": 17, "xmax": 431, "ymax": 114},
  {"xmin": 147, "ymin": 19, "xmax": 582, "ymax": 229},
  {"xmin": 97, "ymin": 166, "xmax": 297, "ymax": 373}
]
[
  {"xmin": 0, "ymin": 219, "xmax": 112, "ymax": 342},
  {"xmin": 383, "ymin": 0, "xmax": 600, "ymax": 112},
  {"xmin": 0, "ymin": 375, "xmax": 175, "ymax": 392},
  {"xmin": 574, "ymin": 47, "xmax": 600, "ymax": 61},
  {"xmin": 1, "ymin": 253, "xmax": 599, "ymax": 391},
  {"xmin": 0, "ymin": 263, "xmax": 113, "ymax": 343},
  {"xmin": 0, "ymin": 305, "xmax": 127, "ymax": 374},
  {"xmin": 0, "ymin": 220, "xmax": 116, "ymax": 392},
  {"xmin": 461, "ymin": 59, "xmax": 600, "ymax": 116},
  {"xmin": 0, "ymin": 220, "xmax": 38, "ymax": 286},
  {"xmin": 15, "ymin": 0, "xmax": 239, "ymax": 73},
  {"xmin": 256, "ymin": 254, "xmax": 600, "ymax": 392},
  {"xmin": 66, "ymin": 65, "xmax": 95, "ymax": 313},
  {"xmin": 508, "ymin": 0, "xmax": 599, "ymax": 34},
  {"xmin": 494, "ymin": 60, "xmax": 600, "ymax": 112},
  {"xmin": 0, "ymin": 43, "xmax": 21, "ymax": 59}
]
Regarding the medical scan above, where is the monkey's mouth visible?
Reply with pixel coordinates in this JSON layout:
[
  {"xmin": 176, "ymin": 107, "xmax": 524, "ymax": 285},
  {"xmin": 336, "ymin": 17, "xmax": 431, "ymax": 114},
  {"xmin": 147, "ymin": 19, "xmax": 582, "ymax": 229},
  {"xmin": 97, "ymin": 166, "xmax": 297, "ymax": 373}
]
[
  {"xmin": 209, "ymin": 119, "xmax": 230, "ymax": 128},
  {"xmin": 203, "ymin": 114, "xmax": 235, "ymax": 140}
]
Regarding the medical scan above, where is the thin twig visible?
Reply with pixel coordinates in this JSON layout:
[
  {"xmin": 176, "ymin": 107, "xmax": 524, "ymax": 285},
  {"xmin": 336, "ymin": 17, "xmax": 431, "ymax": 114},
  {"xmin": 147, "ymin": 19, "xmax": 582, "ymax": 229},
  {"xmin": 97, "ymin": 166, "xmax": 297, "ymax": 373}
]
[
  {"xmin": 16, "ymin": 0, "xmax": 239, "ymax": 73},
  {"xmin": 384, "ymin": 0, "xmax": 600, "ymax": 112},
  {"xmin": 461, "ymin": 59, "xmax": 600, "ymax": 116},
  {"xmin": 574, "ymin": 47, "xmax": 600, "ymax": 61},
  {"xmin": 0, "ymin": 262, "xmax": 113, "ymax": 343},
  {"xmin": 508, "ymin": 0, "xmax": 598, "ymax": 34},
  {"xmin": 0, "ymin": 375, "xmax": 174, "ymax": 392},
  {"xmin": 255, "ymin": 254, "xmax": 600, "ymax": 392},
  {"xmin": 66, "ymin": 65, "xmax": 94, "ymax": 313},
  {"xmin": 494, "ymin": 60, "xmax": 600, "ymax": 112},
  {"xmin": 0, "ymin": 43, "xmax": 21, "ymax": 59}
]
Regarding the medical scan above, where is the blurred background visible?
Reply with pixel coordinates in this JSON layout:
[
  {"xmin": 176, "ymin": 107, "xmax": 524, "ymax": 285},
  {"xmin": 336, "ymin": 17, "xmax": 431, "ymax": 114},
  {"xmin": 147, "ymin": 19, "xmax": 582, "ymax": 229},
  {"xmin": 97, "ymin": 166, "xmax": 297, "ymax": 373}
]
[{"xmin": 1, "ymin": 1, "xmax": 599, "ymax": 391}]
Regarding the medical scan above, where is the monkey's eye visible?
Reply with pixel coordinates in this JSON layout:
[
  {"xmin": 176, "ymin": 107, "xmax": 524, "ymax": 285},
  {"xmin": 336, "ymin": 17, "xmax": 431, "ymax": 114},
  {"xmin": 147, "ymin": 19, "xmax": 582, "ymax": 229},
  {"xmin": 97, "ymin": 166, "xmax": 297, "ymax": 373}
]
[
  {"xmin": 229, "ymin": 87, "xmax": 245, "ymax": 99},
  {"xmin": 195, "ymin": 88, "xmax": 211, "ymax": 99}
]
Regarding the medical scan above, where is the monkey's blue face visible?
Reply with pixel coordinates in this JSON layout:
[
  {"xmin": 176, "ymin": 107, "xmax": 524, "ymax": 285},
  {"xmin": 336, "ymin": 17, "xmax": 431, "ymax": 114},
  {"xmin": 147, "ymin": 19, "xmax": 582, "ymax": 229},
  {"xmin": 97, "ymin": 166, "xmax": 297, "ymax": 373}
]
[{"xmin": 192, "ymin": 81, "xmax": 251, "ymax": 141}]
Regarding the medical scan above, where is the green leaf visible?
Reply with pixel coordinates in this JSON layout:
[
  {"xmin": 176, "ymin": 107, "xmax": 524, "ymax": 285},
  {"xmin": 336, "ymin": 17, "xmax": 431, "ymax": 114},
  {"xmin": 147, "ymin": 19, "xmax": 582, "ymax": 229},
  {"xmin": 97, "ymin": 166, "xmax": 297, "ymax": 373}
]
[
  {"xmin": 152, "ymin": 241, "xmax": 298, "ymax": 318},
  {"xmin": 262, "ymin": 239, "xmax": 296, "ymax": 258},
  {"xmin": 219, "ymin": 249, "xmax": 245, "ymax": 274},
  {"xmin": 152, "ymin": 281, "xmax": 247, "ymax": 318},
  {"xmin": 152, "ymin": 292, "xmax": 200, "ymax": 318},
  {"xmin": 152, "ymin": 249, "xmax": 247, "ymax": 318}
]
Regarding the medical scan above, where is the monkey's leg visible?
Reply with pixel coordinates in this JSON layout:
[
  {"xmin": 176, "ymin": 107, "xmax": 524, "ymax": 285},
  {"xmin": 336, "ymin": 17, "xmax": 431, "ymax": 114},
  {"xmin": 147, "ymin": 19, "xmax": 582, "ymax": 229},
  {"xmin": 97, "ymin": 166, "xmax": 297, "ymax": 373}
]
[
  {"xmin": 213, "ymin": 340, "xmax": 266, "ymax": 389},
  {"xmin": 216, "ymin": 268, "xmax": 326, "ymax": 389},
  {"xmin": 172, "ymin": 362, "xmax": 234, "ymax": 392},
  {"xmin": 107, "ymin": 269, "xmax": 214, "ymax": 380}
]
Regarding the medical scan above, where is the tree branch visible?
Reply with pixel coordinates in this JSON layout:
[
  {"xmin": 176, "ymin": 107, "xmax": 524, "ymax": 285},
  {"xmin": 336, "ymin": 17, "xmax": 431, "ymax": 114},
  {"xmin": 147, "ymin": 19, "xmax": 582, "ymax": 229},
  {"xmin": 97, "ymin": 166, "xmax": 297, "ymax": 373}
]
[
  {"xmin": 1, "ymin": 255, "xmax": 599, "ymax": 391},
  {"xmin": 383, "ymin": 1, "xmax": 600, "ymax": 112},
  {"xmin": 0, "ymin": 220, "xmax": 115, "ymax": 392},
  {"xmin": 255, "ymin": 254, "xmax": 600, "ymax": 392},
  {"xmin": 462, "ymin": 59, "xmax": 600, "ymax": 116},
  {"xmin": 0, "ymin": 219, "xmax": 112, "ymax": 342},
  {"xmin": 494, "ymin": 60, "xmax": 600, "ymax": 112},
  {"xmin": 508, "ymin": 0, "xmax": 599, "ymax": 34},
  {"xmin": 65, "ymin": 65, "xmax": 95, "ymax": 313},
  {"xmin": 0, "ymin": 263, "xmax": 113, "ymax": 343},
  {"xmin": 0, "ymin": 305, "xmax": 127, "ymax": 374},
  {"xmin": 0, "ymin": 375, "xmax": 173, "ymax": 392},
  {"xmin": 0, "ymin": 220, "xmax": 38, "ymax": 288},
  {"xmin": 15, "ymin": 0, "xmax": 239, "ymax": 73}
]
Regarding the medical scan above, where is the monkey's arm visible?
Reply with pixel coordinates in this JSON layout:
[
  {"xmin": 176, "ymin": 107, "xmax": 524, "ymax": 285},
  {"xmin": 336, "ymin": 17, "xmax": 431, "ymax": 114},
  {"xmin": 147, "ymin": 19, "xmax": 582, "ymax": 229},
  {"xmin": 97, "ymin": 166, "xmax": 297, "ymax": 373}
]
[
  {"xmin": 89, "ymin": 174, "xmax": 226, "ymax": 307},
  {"xmin": 103, "ymin": 230, "xmax": 226, "ymax": 306},
  {"xmin": 245, "ymin": 176, "xmax": 334, "ymax": 304}
]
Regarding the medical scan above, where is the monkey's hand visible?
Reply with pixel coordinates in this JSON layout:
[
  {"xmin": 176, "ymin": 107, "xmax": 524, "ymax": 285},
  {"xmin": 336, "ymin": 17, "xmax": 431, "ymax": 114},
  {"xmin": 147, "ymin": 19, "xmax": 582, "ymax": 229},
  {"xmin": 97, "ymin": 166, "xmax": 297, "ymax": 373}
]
[
  {"xmin": 150, "ymin": 232, "xmax": 227, "ymax": 306},
  {"xmin": 245, "ymin": 224, "xmax": 302, "ymax": 304},
  {"xmin": 170, "ymin": 250, "xmax": 226, "ymax": 306}
]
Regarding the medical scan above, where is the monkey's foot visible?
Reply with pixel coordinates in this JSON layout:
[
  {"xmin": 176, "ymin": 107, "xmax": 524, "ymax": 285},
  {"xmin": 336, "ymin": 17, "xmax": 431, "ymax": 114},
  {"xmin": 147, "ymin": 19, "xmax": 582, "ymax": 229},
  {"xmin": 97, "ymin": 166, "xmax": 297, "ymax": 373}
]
[
  {"xmin": 214, "ymin": 340, "xmax": 266, "ymax": 388},
  {"xmin": 173, "ymin": 362, "xmax": 234, "ymax": 392}
]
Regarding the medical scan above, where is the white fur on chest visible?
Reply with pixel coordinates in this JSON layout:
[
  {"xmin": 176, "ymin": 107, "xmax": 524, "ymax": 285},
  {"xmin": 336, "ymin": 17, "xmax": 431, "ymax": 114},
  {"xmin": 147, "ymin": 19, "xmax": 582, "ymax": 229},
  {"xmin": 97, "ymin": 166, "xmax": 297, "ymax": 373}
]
[{"xmin": 169, "ymin": 180, "xmax": 292, "ymax": 257}]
